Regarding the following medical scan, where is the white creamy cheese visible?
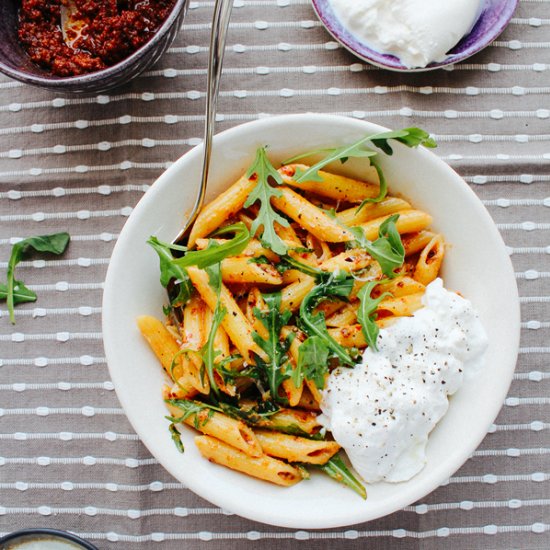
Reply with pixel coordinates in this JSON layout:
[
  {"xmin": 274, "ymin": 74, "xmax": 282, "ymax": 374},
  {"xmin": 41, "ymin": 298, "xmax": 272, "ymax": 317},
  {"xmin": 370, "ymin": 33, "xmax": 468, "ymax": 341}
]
[
  {"xmin": 319, "ymin": 278, "xmax": 488, "ymax": 483},
  {"xmin": 329, "ymin": 0, "xmax": 484, "ymax": 68}
]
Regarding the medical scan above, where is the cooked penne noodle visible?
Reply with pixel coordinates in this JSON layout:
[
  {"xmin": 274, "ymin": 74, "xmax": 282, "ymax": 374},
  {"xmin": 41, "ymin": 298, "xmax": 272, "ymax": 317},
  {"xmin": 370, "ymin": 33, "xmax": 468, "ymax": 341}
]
[
  {"xmin": 187, "ymin": 266, "xmax": 264, "ymax": 363},
  {"xmin": 296, "ymin": 386, "xmax": 322, "ymax": 411},
  {"xmin": 195, "ymin": 435, "xmax": 303, "ymax": 486},
  {"xmin": 137, "ymin": 315, "xmax": 184, "ymax": 379},
  {"xmin": 165, "ymin": 401, "xmax": 263, "ymax": 457},
  {"xmin": 377, "ymin": 292, "xmax": 424, "ymax": 317},
  {"xmin": 373, "ymin": 276, "xmax": 426, "ymax": 298},
  {"xmin": 402, "ymin": 230, "xmax": 436, "ymax": 256},
  {"xmin": 328, "ymin": 324, "xmax": 366, "ymax": 348},
  {"xmin": 305, "ymin": 379, "xmax": 324, "ymax": 407},
  {"xmin": 274, "ymin": 219, "xmax": 303, "ymax": 247},
  {"xmin": 280, "ymin": 326, "xmax": 304, "ymax": 406},
  {"xmin": 182, "ymin": 294, "xmax": 209, "ymax": 350},
  {"xmin": 280, "ymin": 275, "xmax": 316, "ymax": 312},
  {"xmin": 337, "ymin": 197, "xmax": 411, "ymax": 226},
  {"xmin": 188, "ymin": 174, "xmax": 257, "ymax": 247},
  {"xmin": 279, "ymin": 164, "xmax": 380, "ymax": 203},
  {"xmin": 281, "ymin": 268, "xmax": 306, "ymax": 285},
  {"xmin": 358, "ymin": 210, "xmax": 433, "ymax": 241},
  {"xmin": 414, "ymin": 234, "xmax": 446, "ymax": 285},
  {"xmin": 319, "ymin": 248, "xmax": 374, "ymax": 273},
  {"xmin": 254, "ymin": 430, "xmax": 340, "ymax": 465},
  {"xmin": 221, "ymin": 256, "xmax": 283, "ymax": 285},
  {"xmin": 305, "ymin": 233, "xmax": 332, "ymax": 263},
  {"xmin": 271, "ymin": 186, "xmax": 354, "ymax": 242},
  {"xmin": 325, "ymin": 303, "xmax": 358, "ymax": 327}
]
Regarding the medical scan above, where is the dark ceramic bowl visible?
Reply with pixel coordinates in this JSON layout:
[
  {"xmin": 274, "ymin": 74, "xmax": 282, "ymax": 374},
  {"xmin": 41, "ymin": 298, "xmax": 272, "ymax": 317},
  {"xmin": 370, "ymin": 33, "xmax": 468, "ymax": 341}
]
[
  {"xmin": 0, "ymin": 528, "xmax": 98, "ymax": 549},
  {"xmin": 0, "ymin": 0, "xmax": 188, "ymax": 93},
  {"xmin": 312, "ymin": 0, "xmax": 518, "ymax": 71}
]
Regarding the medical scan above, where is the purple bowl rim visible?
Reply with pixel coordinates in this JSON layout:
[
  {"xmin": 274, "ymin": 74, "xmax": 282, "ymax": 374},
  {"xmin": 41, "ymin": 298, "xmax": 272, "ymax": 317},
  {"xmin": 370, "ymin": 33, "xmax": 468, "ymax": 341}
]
[
  {"xmin": 0, "ymin": 528, "xmax": 98, "ymax": 549},
  {"xmin": 311, "ymin": 0, "xmax": 519, "ymax": 71},
  {"xmin": 0, "ymin": 0, "xmax": 187, "ymax": 87}
]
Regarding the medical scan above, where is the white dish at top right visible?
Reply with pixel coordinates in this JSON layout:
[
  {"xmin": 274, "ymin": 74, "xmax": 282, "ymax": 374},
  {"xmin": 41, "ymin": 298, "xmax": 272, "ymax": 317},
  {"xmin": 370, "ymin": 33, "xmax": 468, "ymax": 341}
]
[{"xmin": 312, "ymin": 0, "xmax": 519, "ymax": 71}]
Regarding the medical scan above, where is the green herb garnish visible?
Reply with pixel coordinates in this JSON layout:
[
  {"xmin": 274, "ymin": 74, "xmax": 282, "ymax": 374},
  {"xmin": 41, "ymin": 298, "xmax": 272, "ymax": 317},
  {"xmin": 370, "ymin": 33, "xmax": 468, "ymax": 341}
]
[
  {"xmin": 169, "ymin": 423, "xmax": 185, "ymax": 453},
  {"xmin": 317, "ymin": 454, "xmax": 367, "ymax": 499},
  {"xmin": 299, "ymin": 270, "xmax": 356, "ymax": 367},
  {"xmin": 356, "ymin": 280, "xmax": 391, "ymax": 352},
  {"xmin": 251, "ymin": 291, "xmax": 294, "ymax": 403},
  {"xmin": 346, "ymin": 214, "xmax": 405, "ymax": 278},
  {"xmin": 292, "ymin": 335, "xmax": 330, "ymax": 389},
  {"xmin": 148, "ymin": 222, "xmax": 250, "ymax": 308},
  {"xmin": 244, "ymin": 147, "xmax": 289, "ymax": 255},
  {"xmin": 200, "ymin": 262, "xmax": 226, "ymax": 395},
  {"xmin": 284, "ymin": 127, "xmax": 435, "ymax": 204},
  {"xmin": 165, "ymin": 398, "xmax": 219, "ymax": 429},
  {"xmin": 1, "ymin": 232, "xmax": 70, "ymax": 324}
]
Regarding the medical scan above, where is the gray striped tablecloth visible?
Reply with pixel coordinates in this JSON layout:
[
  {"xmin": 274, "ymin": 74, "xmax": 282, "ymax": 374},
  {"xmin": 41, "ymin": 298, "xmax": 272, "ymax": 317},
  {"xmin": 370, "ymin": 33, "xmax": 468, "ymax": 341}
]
[{"xmin": 1, "ymin": 1, "xmax": 549, "ymax": 548}]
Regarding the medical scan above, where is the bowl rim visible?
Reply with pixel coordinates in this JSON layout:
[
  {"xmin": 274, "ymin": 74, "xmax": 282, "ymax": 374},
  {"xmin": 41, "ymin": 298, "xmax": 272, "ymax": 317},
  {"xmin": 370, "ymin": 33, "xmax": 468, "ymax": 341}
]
[
  {"xmin": 0, "ymin": 528, "xmax": 98, "ymax": 549},
  {"xmin": 103, "ymin": 113, "xmax": 521, "ymax": 528},
  {"xmin": 310, "ymin": 0, "xmax": 519, "ymax": 71},
  {"xmin": 0, "ymin": 0, "xmax": 187, "ymax": 87}
]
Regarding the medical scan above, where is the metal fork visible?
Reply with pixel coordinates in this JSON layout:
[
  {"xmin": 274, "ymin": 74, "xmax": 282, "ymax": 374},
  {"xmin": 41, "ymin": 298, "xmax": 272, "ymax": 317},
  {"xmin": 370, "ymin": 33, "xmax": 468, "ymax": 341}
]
[{"xmin": 172, "ymin": 0, "xmax": 234, "ymax": 246}]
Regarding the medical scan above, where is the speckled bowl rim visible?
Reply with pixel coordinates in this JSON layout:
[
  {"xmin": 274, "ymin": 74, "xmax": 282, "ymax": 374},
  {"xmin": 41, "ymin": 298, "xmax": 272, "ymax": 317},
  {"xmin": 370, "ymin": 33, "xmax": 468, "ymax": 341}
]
[
  {"xmin": 0, "ymin": 528, "xmax": 98, "ymax": 549},
  {"xmin": 311, "ymin": 0, "xmax": 519, "ymax": 71},
  {"xmin": 0, "ymin": 0, "xmax": 187, "ymax": 88}
]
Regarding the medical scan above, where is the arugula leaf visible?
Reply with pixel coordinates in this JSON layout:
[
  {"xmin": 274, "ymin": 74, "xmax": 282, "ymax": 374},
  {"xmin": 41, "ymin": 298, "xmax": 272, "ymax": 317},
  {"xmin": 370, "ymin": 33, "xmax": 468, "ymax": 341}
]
[
  {"xmin": 0, "ymin": 281, "xmax": 37, "ymax": 305},
  {"xmin": 148, "ymin": 222, "xmax": 250, "ymax": 308},
  {"xmin": 291, "ymin": 145, "xmax": 376, "ymax": 183},
  {"xmin": 283, "ymin": 127, "xmax": 435, "ymax": 204},
  {"xmin": 356, "ymin": 280, "xmax": 391, "ymax": 352},
  {"xmin": 371, "ymin": 127, "xmax": 436, "ymax": 155},
  {"xmin": 200, "ymin": 263, "xmax": 226, "ymax": 395},
  {"xmin": 244, "ymin": 147, "xmax": 289, "ymax": 255},
  {"xmin": 218, "ymin": 399, "xmax": 280, "ymax": 425},
  {"xmin": 317, "ymin": 454, "xmax": 367, "ymax": 499},
  {"xmin": 278, "ymin": 254, "xmax": 324, "ymax": 278},
  {"xmin": 2, "ymin": 232, "xmax": 70, "ymax": 324},
  {"xmin": 169, "ymin": 423, "xmax": 185, "ymax": 453},
  {"xmin": 165, "ymin": 398, "xmax": 219, "ymax": 429},
  {"xmin": 148, "ymin": 237, "xmax": 193, "ymax": 307},
  {"xmin": 299, "ymin": 270, "xmax": 356, "ymax": 366},
  {"xmin": 292, "ymin": 335, "xmax": 330, "ymax": 389},
  {"xmin": 175, "ymin": 223, "xmax": 250, "ymax": 269},
  {"xmin": 345, "ymin": 214, "xmax": 404, "ymax": 278},
  {"xmin": 251, "ymin": 291, "xmax": 293, "ymax": 403}
]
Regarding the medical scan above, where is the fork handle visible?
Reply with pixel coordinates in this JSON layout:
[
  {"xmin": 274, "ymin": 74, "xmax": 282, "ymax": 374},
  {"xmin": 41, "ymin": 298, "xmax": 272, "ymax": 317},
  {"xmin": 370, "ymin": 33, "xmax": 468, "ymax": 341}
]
[{"xmin": 174, "ymin": 0, "xmax": 234, "ymax": 245}]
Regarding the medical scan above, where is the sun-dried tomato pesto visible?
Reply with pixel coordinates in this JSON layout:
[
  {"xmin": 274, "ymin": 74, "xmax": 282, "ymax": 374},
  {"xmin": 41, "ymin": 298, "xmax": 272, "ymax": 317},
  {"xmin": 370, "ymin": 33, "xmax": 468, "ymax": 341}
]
[{"xmin": 18, "ymin": 0, "xmax": 177, "ymax": 77}]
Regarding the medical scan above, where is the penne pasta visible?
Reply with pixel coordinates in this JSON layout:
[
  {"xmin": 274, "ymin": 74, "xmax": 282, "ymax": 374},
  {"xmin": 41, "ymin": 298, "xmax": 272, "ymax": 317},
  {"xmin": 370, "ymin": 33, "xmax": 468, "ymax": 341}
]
[
  {"xmin": 165, "ymin": 401, "xmax": 263, "ymax": 457},
  {"xmin": 195, "ymin": 435, "xmax": 303, "ymax": 486},
  {"xmin": 188, "ymin": 174, "xmax": 257, "ymax": 247},
  {"xmin": 271, "ymin": 186, "xmax": 354, "ymax": 242},
  {"xmin": 187, "ymin": 266, "xmax": 264, "ymax": 364},
  {"xmin": 377, "ymin": 292, "xmax": 424, "ymax": 317},
  {"xmin": 254, "ymin": 430, "xmax": 340, "ymax": 465},
  {"xmin": 279, "ymin": 164, "xmax": 380, "ymax": 203},
  {"xmin": 414, "ymin": 234, "xmax": 446, "ymax": 285},
  {"xmin": 358, "ymin": 210, "xmax": 433, "ymax": 241},
  {"xmin": 137, "ymin": 315, "xmax": 183, "ymax": 379},
  {"xmin": 337, "ymin": 197, "xmax": 411, "ymax": 226},
  {"xmin": 220, "ymin": 256, "xmax": 283, "ymax": 285}
]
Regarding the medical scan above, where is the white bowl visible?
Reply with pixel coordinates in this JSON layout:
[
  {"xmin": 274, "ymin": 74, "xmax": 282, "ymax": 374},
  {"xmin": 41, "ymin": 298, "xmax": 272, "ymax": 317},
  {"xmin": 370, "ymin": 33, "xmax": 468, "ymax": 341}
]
[{"xmin": 103, "ymin": 114, "xmax": 520, "ymax": 528}]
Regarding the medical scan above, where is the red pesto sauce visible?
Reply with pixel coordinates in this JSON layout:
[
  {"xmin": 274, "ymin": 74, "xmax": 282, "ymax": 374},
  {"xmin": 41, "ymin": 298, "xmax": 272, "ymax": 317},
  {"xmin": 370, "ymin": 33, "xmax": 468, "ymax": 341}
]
[{"xmin": 18, "ymin": 0, "xmax": 177, "ymax": 77}]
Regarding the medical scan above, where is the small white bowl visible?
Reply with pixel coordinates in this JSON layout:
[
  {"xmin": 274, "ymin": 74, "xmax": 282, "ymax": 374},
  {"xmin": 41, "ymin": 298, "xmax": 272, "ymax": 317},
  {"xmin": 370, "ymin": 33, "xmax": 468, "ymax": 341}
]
[
  {"xmin": 311, "ymin": 0, "xmax": 519, "ymax": 71},
  {"xmin": 103, "ymin": 114, "xmax": 520, "ymax": 528}
]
